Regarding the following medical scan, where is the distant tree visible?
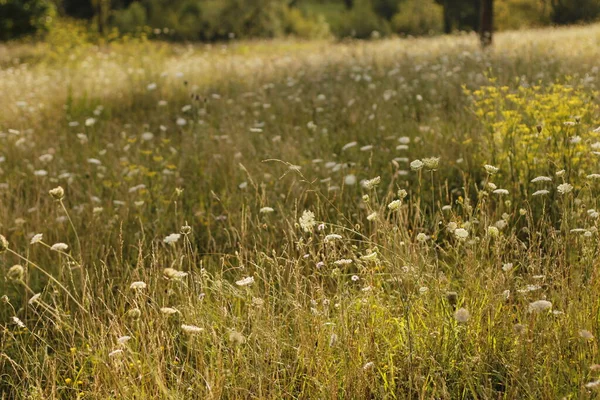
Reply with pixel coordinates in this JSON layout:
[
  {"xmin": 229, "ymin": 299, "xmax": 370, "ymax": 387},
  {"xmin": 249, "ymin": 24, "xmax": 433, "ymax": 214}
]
[
  {"xmin": 91, "ymin": 0, "xmax": 111, "ymax": 34},
  {"xmin": 62, "ymin": 0, "xmax": 94, "ymax": 19},
  {"xmin": 0, "ymin": 0, "xmax": 55, "ymax": 40},
  {"xmin": 548, "ymin": 0, "xmax": 600, "ymax": 25},
  {"xmin": 479, "ymin": 0, "xmax": 493, "ymax": 46},
  {"xmin": 371, "ymin": 0, "xmax": 400, "ymax": 20},
  {"xmin": 434, "ymin": 0, "xmax": 480, "ymax": 33}
]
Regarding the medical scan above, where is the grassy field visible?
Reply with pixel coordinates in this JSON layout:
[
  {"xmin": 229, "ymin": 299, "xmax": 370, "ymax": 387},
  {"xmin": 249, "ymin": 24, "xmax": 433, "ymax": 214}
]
[{"xmin": 1, "ymin": 24, "xmax": 600, "ymax": 399}]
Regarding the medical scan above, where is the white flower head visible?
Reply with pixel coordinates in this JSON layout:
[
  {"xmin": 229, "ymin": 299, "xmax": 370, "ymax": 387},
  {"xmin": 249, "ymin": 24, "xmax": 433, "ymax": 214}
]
[
  {"xmin": 181, "ymin": 324, "xmax": 204, "ymax": 334},
  {"xmin": 236, "ymin": 276, "xmax": 255, "ymax": 286},
  {"xmin": 160, "ymin": 307, "xmax": 180, "ymax": 315},
  {"xmin": 388, "ymin": 199, "xmax": 401, "ymax": 210},
  {"xmin": 454, "ymin": 307, "xmax": 470, "ymax": 323},
  {"xmin": 454, "ymin": 228, "xmax": 469, "ymax": 240},
  {"xmin": 557, "ymin": 183, "xmax": 573, "ymax": 194},
  {"xmin": 163, "ymin": 233, "xmax": 181, "ymax": 244},
  {"xmin": 362, "ymin": 176, "xmax": 381, "ymax": 189},
  {"xmin": 51, "ymin": 243, "xmax": 69, "ymax": 252},
  {"xmin": 49, "ymin": 186, "xmax": 64, "ymax": 200},
  {"xmin": 324, "ymin": 234, "xmax": 343, "ymax": 243},
  {"xmin": 12, "ymin": 316, "xmax": 26, "ymax": 329},
  {"xmin": 531, "ymin": 176, "xmax": 552, "ymax": 183},
  {"xmin": 30, "ymin": 233, "xmax": 43, "ymax": 244},
  {"xmin": 484, "ymin": 165, "xmax": 499, "ymax": 175},
  {"xmin": 422, "ymin": 157, "xmax": 440, "ymax": 170},
  {"xmin": 117, "ymin": 336, "xmax": 131, "ymax": 345},
  {"xmin": 299, "ymin": 210, "xmax": 317, "ymax": 233},
  {"xmin": 28, "ymin": 293, "xmax": 41, "ymax": 305},
  {"xmin": 163, "ymin": 267, "xmax": 188, "ymax": 280},
  {"xmin": 487, "ymin": 226, "xmax": 500, "ymax": 237},
  {"xmin": 528, "ymin": 300, "xmax": 552, "ymax": 313},
  {"xmin": 344, "ymin": 174, "xmax": 357, "ymax": 186},
  {"xmin": 410, "ymin": 160, "xmax": 424, "ymax": 171},
  {"xmin": 129, "ymin": 281, "xmax": 147, "ymax": 290}
]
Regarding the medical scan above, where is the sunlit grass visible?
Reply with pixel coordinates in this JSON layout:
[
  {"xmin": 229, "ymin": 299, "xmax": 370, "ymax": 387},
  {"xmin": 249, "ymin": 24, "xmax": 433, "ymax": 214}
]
[{"xmin": 1, "ymin": 23, "xmax": 600, "ymax": 399}]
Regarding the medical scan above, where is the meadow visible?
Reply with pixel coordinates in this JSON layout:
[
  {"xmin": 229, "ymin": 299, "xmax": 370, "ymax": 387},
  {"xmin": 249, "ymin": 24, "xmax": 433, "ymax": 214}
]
[{"xmin": 1, "ymin": 24, "xmax": 600, "ymax": 399}]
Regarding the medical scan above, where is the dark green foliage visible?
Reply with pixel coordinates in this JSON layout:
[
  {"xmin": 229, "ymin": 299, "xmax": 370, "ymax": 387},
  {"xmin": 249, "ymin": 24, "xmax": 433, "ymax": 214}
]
[
  {"xmin": 434, "ymin": 0, "xmax": 480, "ymax": 33},
  {"xmin": 334, "ymin": 0, "xmax": 390, "ymax": 38},
  {"xmin": 371, "ymin": 0, "xmax": 399, "ymax": 20},
  {"xmin": 0, "ymin": 0, "xmax": 55, "ymax": 40},
  {"xmin": 111, "ymin": 1, "xmax": 147, "ymax": 34},
  {"xmin": 550, "ymin": 0, "xmax": 600, "ymax": 25}
]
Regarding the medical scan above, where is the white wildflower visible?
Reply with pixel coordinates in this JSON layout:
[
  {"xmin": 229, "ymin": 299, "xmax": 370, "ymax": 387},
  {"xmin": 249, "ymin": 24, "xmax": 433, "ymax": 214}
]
[
  {"xmin": 163, "ymin": 267, "xmax": 188, "ymax": 280},
  {"xmin": 51, "ymin": 243, "xmax": 68, "ymax": 252},
  {"xmin": 30, "ymin": 233, "xmax": 43, "ymax": 244},
  {"xmin": 129, "ymin": 281, "xmax": 147, "ymax": 290},
  {"xmin": 410, "ymin": 159, "xmax": 424, "ymax": 171},
  {"xmin": 236, "ymin": 276, "xmax": 254, "ymax": 286},
  {"xmin": 484, "ymin": 165, "xmax": 499, "ymax": 175},
  {"xmin": 163, "ymin": 233, "xmax": 181, "ymax": 244},
  {"xmin": 109, "ymin": 349, "xmax": 124, "ymax": 358},
  {"xmin": 528, "ymin": 300, "xmax": 552, "ymax": 313},
  {"xmin": 454, "ymin": 308, "xmax": 470, "ymax": 323},
  {"xmin": 579, "ymin": 329, "xmax": 594, "ymax": 341},
  {"xmin": 117, "ymin": 336, "xmax": 131, "ymax": 345},
  {"xmin": 454, "ymin": 228, "xmax": 469, "ymax": 240},
  {"xmin": 362, "ymin": 176, "xmax": 381, "ymax": 189},
  {"xmin": 49, "ymin": 186, "xmax": 64, "ymax": 200},
  {"xmin": 28, "ymin": 293, "xmax": 41, "ymax": 305},
  {"xmin": 388, "ymin": 199, "xmax": 401, "ymax": 210},
  {"xmin": 299, "ymin": 210, "xmax": 317, "ymax": 232},
  {"xmin": 12, "ymin": 316, "xmax": 26, "ymax": 328},
  {"xmin": 557, "ymin": 183, "xmax": 573, "ymax": 194},
  {"xmin": 531, "ymin": 176, "xmax": 552, "ymax": 183},
  {"xmin": 324, "ymin": 234, "xmax": 343, "ymax": 242},
  {"xmin": 422, "ymin": 157, "xmax": 440, "ymax": 170},
  {"xmin": 181, "ymin": 324, "xmax": 204, "ymax": 334},
  {"xmin": 487, "ymin": 226, "xmax": 500, "ymax": 237},
  {"xmin": 416, "ymin": 233, "xmax": 428, "ymax": 242},
  {"xmin": 532, "ymin": 189, "xmax": 550, "ymax": 196},
  {"xmin": 344, "ymin": 174, "xmax": 357, "ymax": 186}
]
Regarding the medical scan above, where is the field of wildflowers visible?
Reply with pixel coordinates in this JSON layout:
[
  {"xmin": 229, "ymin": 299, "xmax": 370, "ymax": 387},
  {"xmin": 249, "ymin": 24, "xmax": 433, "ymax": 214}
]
[{"xmin": 1, "ymin": 24, "xmax": 600, "ymax": 398}]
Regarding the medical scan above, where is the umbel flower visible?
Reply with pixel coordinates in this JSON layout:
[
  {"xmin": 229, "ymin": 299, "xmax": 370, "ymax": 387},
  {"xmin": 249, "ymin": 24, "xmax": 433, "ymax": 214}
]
[
  {"xmin": 299, "ymin": 210, "xmax": 317, "ymax": 232},
  {"xmin": 49, "ymin": 186, "xmax": 64, "ymax": 200},
  {"xmin": 557, "ymin": 183, "xmax": 573, "ymax": 195},
  {"xmin": 484, "ymin": 164, "xmax": 499, "ymax": 175},
  {"xmin": 7, "ymin": 265, "xmax": 24, "ymax": 281},
  {"xmin": 410, "ymin": 159, "xmax": 424, "ymax": 171},
  {"xmin": 422, "ymin": 157, "xmax": 440, "ymax": 170},
  {"xmin": 454, "ymin": 307, "xmax": 470, "ymax": 323},
  {"xmin": 528, "ymin": 300, "xmax": 552, "ymax": 313}
]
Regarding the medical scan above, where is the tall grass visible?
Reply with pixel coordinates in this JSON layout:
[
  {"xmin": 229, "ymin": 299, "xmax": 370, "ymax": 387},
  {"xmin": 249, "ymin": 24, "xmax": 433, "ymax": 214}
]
[{"xmin": 1, "ymin": 24, "xmax": 600, "ymax": 398}]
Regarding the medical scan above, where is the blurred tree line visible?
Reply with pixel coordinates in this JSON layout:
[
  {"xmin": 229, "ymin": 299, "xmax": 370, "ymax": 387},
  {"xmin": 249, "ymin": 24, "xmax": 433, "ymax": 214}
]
[{"xmin": 1, "ymin": 0, "xmax": 599, "ymax": 41}]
